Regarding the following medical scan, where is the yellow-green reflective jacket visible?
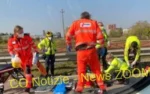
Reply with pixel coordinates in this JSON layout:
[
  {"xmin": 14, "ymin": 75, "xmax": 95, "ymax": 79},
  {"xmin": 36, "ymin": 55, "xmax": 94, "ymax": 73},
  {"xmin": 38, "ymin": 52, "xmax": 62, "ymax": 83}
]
[
  {"xmin": 105, "ymin": 57, "xmax": 129, "ymax": 73},
  {"xmin": 96, "ymin": 27, "xmax": 108, "ymax": 48},
  {"xmin": 38, "ymin": 38, "xmax": 56, "ymax": 55},
  {"xmin": 124, "ymin": 36, "xmax": 140, "ymax": 63}
]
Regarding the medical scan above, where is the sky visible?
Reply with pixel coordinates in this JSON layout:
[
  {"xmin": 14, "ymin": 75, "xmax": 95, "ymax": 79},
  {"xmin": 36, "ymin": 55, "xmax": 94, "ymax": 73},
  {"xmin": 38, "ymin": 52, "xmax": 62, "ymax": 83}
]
[{"xmin": 0, "ymin": 0, "xmax": 150, "ymax": 35}]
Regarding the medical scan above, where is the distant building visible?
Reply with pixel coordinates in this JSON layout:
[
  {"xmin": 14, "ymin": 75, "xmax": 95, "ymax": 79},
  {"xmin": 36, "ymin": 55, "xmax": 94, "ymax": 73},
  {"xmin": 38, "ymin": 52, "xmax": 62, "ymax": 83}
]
[
  {"xmin": 106, "ymin": 24, "xmax": 117, "ymax": 34},
  {"xmin": 107, "ymin": 24, "xmax": 116, "ymax": 30},
  {"xmin": 123, "ymin": 29, "xmax": 129, "ymax": 34},
  {"xmin": 116, "ymin": 28, "xmax": 122, "ymax": 31}
]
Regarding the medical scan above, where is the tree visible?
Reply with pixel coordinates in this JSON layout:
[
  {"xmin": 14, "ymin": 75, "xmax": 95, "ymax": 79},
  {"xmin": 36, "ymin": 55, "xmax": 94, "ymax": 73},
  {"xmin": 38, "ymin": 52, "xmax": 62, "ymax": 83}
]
[
  {"xmin": 109, "ymin": 28, "xmax": 123, "ymax": 37},
  {"xmin": 128, "ymin": 21, "xmax": 150, "ymax": 39}
]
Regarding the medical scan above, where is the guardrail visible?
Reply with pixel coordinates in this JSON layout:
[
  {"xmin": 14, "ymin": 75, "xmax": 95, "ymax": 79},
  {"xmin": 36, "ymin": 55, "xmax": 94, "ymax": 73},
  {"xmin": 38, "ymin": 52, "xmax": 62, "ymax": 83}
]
[{"xmin": 0, "ymin": 47, "xmax": 150, "ymax": 64}]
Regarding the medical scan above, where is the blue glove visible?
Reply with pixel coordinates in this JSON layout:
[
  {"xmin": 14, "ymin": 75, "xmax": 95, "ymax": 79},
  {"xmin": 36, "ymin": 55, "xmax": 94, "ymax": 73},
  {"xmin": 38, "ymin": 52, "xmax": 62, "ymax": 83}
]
[{"xmin": 67, "ymin": 45, "xmax": 72, "ymax": 52}]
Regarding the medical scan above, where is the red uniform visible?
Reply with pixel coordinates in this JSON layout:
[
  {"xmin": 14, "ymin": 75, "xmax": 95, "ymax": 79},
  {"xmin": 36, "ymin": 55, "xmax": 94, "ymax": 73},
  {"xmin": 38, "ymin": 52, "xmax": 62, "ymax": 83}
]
[
  {"xmin": 7, "ymin": 33, "xmax": 38, "ymax": 71},
  {"xmin": 66, "ymin": 19, "xmax": 106, "ymax": 91}
]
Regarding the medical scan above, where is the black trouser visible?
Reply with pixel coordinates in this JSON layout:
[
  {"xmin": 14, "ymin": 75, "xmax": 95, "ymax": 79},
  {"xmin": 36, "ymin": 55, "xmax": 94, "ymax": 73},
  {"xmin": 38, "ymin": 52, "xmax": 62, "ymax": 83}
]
[
  {"xmin": 97, "ymin": 47, "xmax": 108, "ymax": 70},
  {"xmin": 45, "ymin": 55, "xmax": 55, "ymax": 76}
]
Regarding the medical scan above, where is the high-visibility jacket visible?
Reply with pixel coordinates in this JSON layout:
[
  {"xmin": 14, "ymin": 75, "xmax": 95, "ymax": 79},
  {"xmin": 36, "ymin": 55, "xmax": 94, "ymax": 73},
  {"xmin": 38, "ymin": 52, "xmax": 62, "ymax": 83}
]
[
  {"xmin": 124, "ymin": 36, "xmax": 140, "ymax": 63},
  {"xmin": 105, "ymin": 57, "xmax": 129, "ymax": 73},
  {"xmin": 7, "ymin": 33, "xmax": 38, "ymax": 70},
  {"xmin": 95, "ymin": 27, "xmax": 108, "ymax": 49},
  {"xmin": 66, "ymin": 19, "xmax": 104, "ymax": 47},
  {"xmin": 38, "ymin": 38, "xmax": 56, "ymax": 55},
  {"xmin": 101, "ymin": 27, "xmax": 108, "ymax": 42}
]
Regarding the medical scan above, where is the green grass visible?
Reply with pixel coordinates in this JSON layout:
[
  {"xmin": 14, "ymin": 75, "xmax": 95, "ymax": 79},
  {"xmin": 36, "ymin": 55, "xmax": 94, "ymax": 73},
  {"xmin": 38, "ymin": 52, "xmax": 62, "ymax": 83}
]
[{"xmin": 31, "ymin": 61, "xmax": 77, "ymax": 77}]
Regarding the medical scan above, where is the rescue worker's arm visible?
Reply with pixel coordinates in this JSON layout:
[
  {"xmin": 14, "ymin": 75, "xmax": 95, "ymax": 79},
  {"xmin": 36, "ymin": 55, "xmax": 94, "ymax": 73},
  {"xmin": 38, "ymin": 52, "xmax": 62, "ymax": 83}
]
[
  {"xmin": 103, "ymin": 29, "xmax": 108, "ymax": 42},
  {"xmin": 96, "ymin": 21, "xmax": 104, "ymax": 46},
  {"xmin": 95, "ymin": 43, "xmax": 101, "ymax": 49},
  {"xmin": 7, "ymin": 38, "xmax": 14, "ymax": 56},
  {"xmin": 38, "ymin": 40, "xmax": 45, "ymax": 50},
  {"xmin": 135, "ymin": 42, "xmax": 141, "ymax": 62},
  {"xmin": 103, "ymin": 28, "xmax": 110, "ymax": 47},
  {"xmin": 105, "ymin": 59, "xmax": 117, "ymax": 73},
  {"xmin": 124, "ymin": 40, "xmax": 130, "ymax": 65},
  {"xmin": 66, "ymin": 22, "xmax": 75, "ymax": 46},
  {"xmin": 105, "ymin": 65, "xmax": 115, "ymax": 73}
]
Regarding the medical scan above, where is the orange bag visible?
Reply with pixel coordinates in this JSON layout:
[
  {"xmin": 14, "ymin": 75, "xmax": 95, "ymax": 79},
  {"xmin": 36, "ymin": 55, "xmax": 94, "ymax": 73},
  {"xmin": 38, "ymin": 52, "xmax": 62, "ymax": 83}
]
[{"xmin": 36, "ymin": 61, "xmax": 47, "ymax": 76}]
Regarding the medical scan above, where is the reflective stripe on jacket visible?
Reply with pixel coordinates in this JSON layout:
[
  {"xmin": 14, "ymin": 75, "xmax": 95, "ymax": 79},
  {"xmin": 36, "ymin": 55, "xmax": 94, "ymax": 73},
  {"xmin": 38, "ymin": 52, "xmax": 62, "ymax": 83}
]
[{"xmin": 96, "ymin": 27, "xmax": 108, "ymax": 48}]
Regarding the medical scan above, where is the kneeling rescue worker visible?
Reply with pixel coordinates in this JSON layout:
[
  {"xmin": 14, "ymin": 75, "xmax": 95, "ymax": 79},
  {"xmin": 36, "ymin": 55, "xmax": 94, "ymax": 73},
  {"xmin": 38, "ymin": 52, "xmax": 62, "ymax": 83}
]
[
  {"xmin": 124, "ymin": 36, "xmax": 141, "ymax": 68},
  {"xmin": 105, "ymin": 53, "xmax": 129, "ymax": 85},
  {"xmin": 8, "ymin": 25, "xmax": 39, "ymax": 92},
  {"xmin": 66, "ymin": 11, "xmax": 106, "ymax": 94}
]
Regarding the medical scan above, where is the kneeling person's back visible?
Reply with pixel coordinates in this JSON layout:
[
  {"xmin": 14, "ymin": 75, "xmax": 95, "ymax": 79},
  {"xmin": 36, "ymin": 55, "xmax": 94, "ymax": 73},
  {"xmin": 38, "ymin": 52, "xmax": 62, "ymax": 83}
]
[{"xmin": 105, "ymin": 53, "xmax": 129, "ymax": 73}]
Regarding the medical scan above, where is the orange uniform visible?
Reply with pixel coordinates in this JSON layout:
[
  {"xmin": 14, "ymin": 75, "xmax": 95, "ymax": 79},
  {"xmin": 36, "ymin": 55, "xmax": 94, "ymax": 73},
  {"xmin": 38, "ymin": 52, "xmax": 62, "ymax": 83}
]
[
  {"xmin": 66, "ymin": 19, "xmax": 106, "ymax": 91},
  {"xmin": 7, "ymin": 33, "xmax": 38, "ymax": 71}
]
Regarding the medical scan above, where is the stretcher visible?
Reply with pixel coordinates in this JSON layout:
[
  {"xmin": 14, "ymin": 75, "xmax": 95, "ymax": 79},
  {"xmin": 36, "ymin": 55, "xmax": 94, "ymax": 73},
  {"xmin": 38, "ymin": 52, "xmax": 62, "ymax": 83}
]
[{"xmin": 0, "ymin": 64, "xmax": 24, "ymax": 94}]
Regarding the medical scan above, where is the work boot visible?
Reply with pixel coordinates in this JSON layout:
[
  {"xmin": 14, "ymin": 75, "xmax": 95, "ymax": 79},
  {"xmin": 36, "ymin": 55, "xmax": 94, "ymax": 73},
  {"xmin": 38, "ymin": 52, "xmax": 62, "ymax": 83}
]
[{"xmin": 105, "ymin": 81, "xmax": 112, "ymax": 87}]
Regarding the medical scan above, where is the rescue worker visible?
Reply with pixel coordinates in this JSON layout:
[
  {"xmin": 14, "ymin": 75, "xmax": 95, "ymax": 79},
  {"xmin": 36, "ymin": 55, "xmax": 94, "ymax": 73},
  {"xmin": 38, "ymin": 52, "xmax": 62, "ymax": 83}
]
[
  {"xmin": 124, "ymin": 36, "xmax": 140, "ymax": 68},
  {"xmin": 66, "ymin": 11, "xmax": 106, "ymax": 94},
  {"xmin": 8, "ymin": 25, "xmax": 38, "ymax": 92},
  {"xmin": 105, "ymin": 53, "xmax": 129, "ymax": 84},
  {"xmin": 38, "ymin": 31, "xmax": 56, "ymax": 77},
  {"xmin": 96, "ymin": 22, "xmax": 110, "ymax": 70}
]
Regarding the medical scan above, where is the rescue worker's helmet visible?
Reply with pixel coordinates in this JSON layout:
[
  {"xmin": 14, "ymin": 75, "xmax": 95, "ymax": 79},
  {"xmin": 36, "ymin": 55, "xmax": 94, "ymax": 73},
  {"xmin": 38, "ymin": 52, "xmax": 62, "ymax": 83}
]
[
  {"xmin": 11, "ymin": 56, "xmax": 21, "ymax": 68},
  {"xmin": 46, "ymin": 31, "xmax": 53, "ymax": 37}
]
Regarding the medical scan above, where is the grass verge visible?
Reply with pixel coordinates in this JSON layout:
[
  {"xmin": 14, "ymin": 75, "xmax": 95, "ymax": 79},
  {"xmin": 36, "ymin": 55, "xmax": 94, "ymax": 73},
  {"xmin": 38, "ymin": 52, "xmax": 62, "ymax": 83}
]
[{"xmin": 31, "ymin": 61, "xmax": 77, "ymax": 77}]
